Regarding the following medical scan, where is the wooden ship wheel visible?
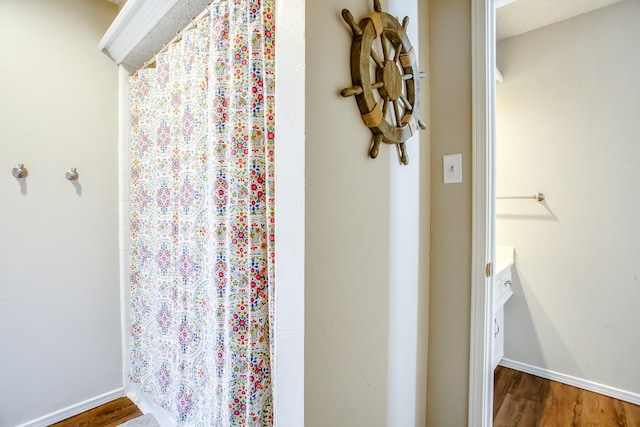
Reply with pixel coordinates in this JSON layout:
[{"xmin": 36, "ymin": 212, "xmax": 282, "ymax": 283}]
[{"xmin": 341, "ymin": 0, "xmax": 426, "ymax": 165}]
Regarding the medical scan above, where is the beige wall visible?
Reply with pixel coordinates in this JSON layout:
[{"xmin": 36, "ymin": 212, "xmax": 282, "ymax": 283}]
[
  {"xmin": 427, "ymin": 0, "xmax": 473, "ymax": 425},
  {"xmin": 496, "ymin": 0, "xmax": 640, "ymax": 397},
  {"xmin": 0, "ymin": 1, "xmax": 120, "ymax": 425},
  {"xmin": 305, "ymin": 0, "xmax": 429, "ymax": 425}
]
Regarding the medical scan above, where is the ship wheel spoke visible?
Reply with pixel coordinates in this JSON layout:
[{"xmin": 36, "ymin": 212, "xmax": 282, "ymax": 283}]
[
  {"xmin": 370, "ymin": 134, "xmax": 383, "ymax": 158},
  {"xmin": 392, "ymin": 100, "xmax": 403, "ymax": 128},
  {"xmin": 380, "ymin": 32, "xmax": 390, "ymax": 61},
  {"xmin": 370, "ymin": 49, "xmax": 384, "ymax": 69},
  {"xmin": 396, "ymin": 143, "xmax": 408, "ymax": 165},
  {"xmin": 382, "ymin": 96, "xmax": 390, "ymax": 120},
  {"xmin": 393, "ymin": 41, "xmax": 403, "ymax": 62},
  {"xmin": 400, "ymin": 94, "xmax": 412, "ymax": 111}
]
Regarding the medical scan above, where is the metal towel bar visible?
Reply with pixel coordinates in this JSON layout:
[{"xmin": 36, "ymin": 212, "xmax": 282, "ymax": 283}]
[{"xmin": 496, "ymin": 192, "xmax": 545, "ymax": 203}]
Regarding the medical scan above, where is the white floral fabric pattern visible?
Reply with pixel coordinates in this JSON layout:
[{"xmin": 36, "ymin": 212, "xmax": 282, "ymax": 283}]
[{"xmin": 128, "ymin": 1, "xmax": 275, "ymax": 425}]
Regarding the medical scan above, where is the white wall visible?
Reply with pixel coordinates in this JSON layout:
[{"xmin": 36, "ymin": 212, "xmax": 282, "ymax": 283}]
[
  {"xmin": 426, "ymin": 0, "xmax": 473, "ymax": 425},
  {"xmin": 305, "ymin": 0, "xmax": 430, "ymax": 425},
  {"xmin": 273, "ymin": 0, "xmax": 306, "ymax": 424},
  {"xmin": 496, "ymin": 0, "xmax": 640, "ymax": 399},
  {"xmin": 0, "ymin": 1, "xmax": 121, "ymax": 425}
]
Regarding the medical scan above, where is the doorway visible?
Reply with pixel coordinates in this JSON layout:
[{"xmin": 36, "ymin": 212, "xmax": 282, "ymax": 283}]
[{"xmin": 482, "ymin": 0, "xmax": 640, "ymax": 425}]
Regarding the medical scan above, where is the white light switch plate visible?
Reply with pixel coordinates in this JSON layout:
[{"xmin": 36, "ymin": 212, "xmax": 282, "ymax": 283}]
[{"xmin": 443, "ymin": 154, "xmax": 462, "ymax": 184}]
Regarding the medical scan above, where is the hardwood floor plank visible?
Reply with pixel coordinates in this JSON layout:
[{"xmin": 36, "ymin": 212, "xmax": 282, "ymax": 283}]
[
  {"xmin": 623, "ymin": 401, "xmax": 640, "ymax": 426},
  {"xmin": 581, "ymin": 388, "xmax": 625, "ymax": 426},
  {"xmin": 494, "ymin": 394, "xmax": 538, "ymax": 427},
  {"xmin": 507, "ymin": 368, "xmax": 548, "ymax": 404},
  {"xmin": 538, "ymin": 380, "xmax": 581, "ymax": 427},
  {"xmin": 494, "ymin": 364, "xmax": 518, "ymax": 419},
  {"xmin": 50, "ymin": 396, "xmax": 142, "ymax": 427},
  {"xmin": 494, "ymin": 366, "xmax": 640, "ymax": 427},
  {"xmin": 613, "ymin": 399, "xmax": 629, "ymax": 427}
]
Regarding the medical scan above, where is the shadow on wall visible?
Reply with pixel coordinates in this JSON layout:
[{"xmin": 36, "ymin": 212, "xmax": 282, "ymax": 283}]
[
  {"xmin": 497, "ymin": 199, "xmax": 558, "ymax": 222},
  {"xmin": 69, "ymin": 179, "xmax": 83, "ymax": 196},
  {"xmin": 16, "ymin": 178, "xmax": 28, "ymax": 195},
  {"xmin": 504, "ymin": 267, "xmax": 577, "ymax": 374}
]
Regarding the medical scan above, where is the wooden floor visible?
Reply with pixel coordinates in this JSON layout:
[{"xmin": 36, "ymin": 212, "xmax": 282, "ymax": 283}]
[
  {"xmin": 50, "ymin": 397, "xmax": 142, "ymax": 427},
  {"xmin": 41, "ymin": 373, "xmax": 640, "ymax": 427},
  {"xmin": 494, "ymin": 366, "xmax": 640, "ymax": 426}
]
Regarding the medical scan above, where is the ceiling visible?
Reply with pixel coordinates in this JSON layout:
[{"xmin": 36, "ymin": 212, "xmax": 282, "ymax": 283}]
[
  {"xmin": 497, "ymin": 0, "xmax": 625, "ymax": 40},
  {"xmin": 102, "ymin": 0, "xmax": 623, "ymax": 42}
]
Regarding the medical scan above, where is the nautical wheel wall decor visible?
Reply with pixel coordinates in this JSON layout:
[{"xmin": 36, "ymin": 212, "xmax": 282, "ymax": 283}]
[{"xmin": 341, "ymin": 0, "xmax": 426, "ymax": 165}]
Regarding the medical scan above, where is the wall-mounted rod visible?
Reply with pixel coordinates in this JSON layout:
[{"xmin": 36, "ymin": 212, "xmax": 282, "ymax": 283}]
[{"xmin": 497, "ymin": 192, "xmax": 545, "ymax": 203}]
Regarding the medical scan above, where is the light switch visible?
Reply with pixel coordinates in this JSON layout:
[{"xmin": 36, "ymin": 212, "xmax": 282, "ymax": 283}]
[{"xmin": 443, "ymin": 154, "xmax": 462, "ymax": 184}]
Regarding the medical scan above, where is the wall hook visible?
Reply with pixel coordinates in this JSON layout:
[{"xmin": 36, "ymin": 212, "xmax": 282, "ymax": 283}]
[
  {"xmin": 12, "ymin": 163, "xmax": 27, "ymax": 178},
  {"xmin": 65, "ymin": 168, "xmax": 79, "ymax": 181}
]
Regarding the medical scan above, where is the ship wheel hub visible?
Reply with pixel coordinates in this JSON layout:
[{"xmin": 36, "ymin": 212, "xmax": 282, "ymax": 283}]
[{"xmin": 381, "ymin": 60, "xmax": 402, "ymax": 101}]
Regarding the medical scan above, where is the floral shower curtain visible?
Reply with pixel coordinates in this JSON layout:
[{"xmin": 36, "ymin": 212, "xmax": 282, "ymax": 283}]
[{"xmin": 128, "ymin": 1, "xmax": 275, "ymax": 425}]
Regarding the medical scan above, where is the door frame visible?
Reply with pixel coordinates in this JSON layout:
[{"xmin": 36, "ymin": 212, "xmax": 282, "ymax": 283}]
[{"xmin": 469, "ymin": 0, "xmax": 496, "ymax": 425}]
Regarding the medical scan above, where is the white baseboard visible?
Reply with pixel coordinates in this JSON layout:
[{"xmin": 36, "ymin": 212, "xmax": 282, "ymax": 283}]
[
  {"xmin": 499, "ymin": 358, "xmax": 640, "ymax": 406},
  {"xmin": 15, "ymin": 388, "xmax": 125, "ymax": 427}
]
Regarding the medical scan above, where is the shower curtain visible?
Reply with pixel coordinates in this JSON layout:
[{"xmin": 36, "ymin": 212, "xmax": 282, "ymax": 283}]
[{"xmin": 128, "ymin": 0, "xmax": 275, "ymax": 425}]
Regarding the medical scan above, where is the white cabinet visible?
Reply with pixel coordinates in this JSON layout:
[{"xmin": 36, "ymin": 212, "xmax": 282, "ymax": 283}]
[
  {"xmin": 494, "ymin": 267, "xmax": 513, "ymax": 310},
  {"xmin": 493, "ymin": 306, "xmax": 505, "ymax": 370},
  {"xmin": 493, "ymin": 247, "xmax": 514, "ymax": 371}
]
